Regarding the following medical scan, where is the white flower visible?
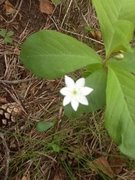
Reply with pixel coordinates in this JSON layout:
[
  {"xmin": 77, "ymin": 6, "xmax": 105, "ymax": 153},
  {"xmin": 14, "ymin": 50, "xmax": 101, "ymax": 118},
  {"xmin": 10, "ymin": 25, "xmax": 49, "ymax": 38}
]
[{"xmin": 60, "ymin": 75, "xmax": 93, "ymax": 111}]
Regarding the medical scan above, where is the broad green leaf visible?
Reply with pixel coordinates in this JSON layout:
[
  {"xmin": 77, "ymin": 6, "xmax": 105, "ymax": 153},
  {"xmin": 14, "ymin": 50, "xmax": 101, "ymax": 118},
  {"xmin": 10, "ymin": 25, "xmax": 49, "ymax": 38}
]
[
  {"xmin": 105, "ymin": 20, "xmax": 133, "ymax": 55},
  {"xmin": 110, "ymin": 50, "xmax": 135, "ymax": 73},
  {"xmin": 20, "ymin": 30, "xmax": 101, "ymax": 79},
  {"xmin": 105, "ymin": 66, "xmax": 135, "ymax": 158},
  {"xmin": 92, "ymin": 0, "xmax": 135, "ymax": 57},
  {"xmin": 65, "ymin": 68, "xmax": 107, "ymax": 117},
  {"xmin": 36, "ymin": 121, "xmax": 54, "ymax": 132}
]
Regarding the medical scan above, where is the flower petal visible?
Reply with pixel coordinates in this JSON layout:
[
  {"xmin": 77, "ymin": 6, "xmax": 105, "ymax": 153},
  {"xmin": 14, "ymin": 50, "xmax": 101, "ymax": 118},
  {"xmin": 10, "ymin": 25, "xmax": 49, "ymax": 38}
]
[
  {"xmin": 60, "ymin": 87, "xmax": 70, "ymax": 96},
  {"xmin": 63, "ymin": 96, "xmax": 71, "ymax": 106},
  {"xmin": 65, "ymin": 75, "xmax": 75, "ymax": 87},
  {"xmin": 71, "ymin": 99, "xmax": 79, "ymax": 111},
  {"xmin": 78, "ymin": 96, "xmax": 89, "ymax": 105},
  {"xmin": 76, "ymin": 78, "xmax": 85, "ymax": 88},
  {"xmin": 81, "ymin": 87, "xmax": 93, "ymax": 96}
]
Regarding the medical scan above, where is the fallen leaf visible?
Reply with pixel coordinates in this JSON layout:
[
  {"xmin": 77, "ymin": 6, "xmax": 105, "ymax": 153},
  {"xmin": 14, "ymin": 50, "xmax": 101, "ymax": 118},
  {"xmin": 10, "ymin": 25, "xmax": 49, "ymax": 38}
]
[
  {"xmin": 108, "ymin": 156, "xmax": 126, "ymax": 175},
  {"xmin": 0, "ymin": 97, "xmax": 7, "ymax": 104},
  {"xmin": 54, "ymin": 167, "xmax": 67, "ymax": 180},
  {"xmin": 0, "ymin": 0, "xmax": 5, "ymax": 5},
  {"xmin": 90, "ymin": 30, "xmax": 102, "ymax": 41},
  {"xmin": 21, "ymin": 172, "xmax": 30, "ymax": 180},
  {"xmin": 54, "ymin": 174, "xmax": 63, "ymax": 180},
  {"xmin": 39, "ymin": 0, "xmax": 54, "ymax": 15},
  {"xmin": 4, "ymin": 0, "xmax": 16, "ymax": 14},
  {"xmin": 22, "ymin": 177, "xmax": 28, "ymax": 180},
  {"xmin": 89, "ymin": 156, "xmax": 114, "ymax": 178}
]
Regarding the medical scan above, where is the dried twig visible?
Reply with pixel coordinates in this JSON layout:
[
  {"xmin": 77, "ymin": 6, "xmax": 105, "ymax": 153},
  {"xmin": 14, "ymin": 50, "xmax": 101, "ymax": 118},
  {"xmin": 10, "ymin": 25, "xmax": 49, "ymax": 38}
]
[
  {"xmin": 60, "ymin": 0, "xmax": 73, "ymax": 28},
  {"xmin": 0, "ymin": 78, "xmax": 34, "ymax": 84},
  {"xmin": 61, "ymin": 28, "xmax": 104, "ymax": 45}
]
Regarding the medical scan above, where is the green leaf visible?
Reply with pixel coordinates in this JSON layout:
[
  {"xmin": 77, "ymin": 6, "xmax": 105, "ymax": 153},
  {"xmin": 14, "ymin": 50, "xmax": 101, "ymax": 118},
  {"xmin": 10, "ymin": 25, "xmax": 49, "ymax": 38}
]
[
  {"xmin": 0, "ymin": 29, "xmax": 13, "ymax": 44},
  {"xmin": 83, "ymin": 63, "xmax": 102, "ymax": 76},
  {"xmin": 0, "ymin": 29, "xmax": 6, "ymax": 37},
  {"xmin": 52, "ymin": 0, "xmax": 62, "ymax": 5},
  {"xmin": 20, "ymin": 30, "xmax": 101, "ymax": 79},
  {"xmin": 4, "ymin": 36, "xmax": 12, "ymax": 44},
  {"xmin": 65, "ymin": 68, "xmax": 107, "ymax": 117},
  {"xmin": 36, "ymin": 121, "xmax": 54, "ymax": 132},
  {"xmin": 7, "ymin": 30, "xmax": 14, "ymax": 36},
  {"xmin": 110, "ymin": 50, "xmax": 135, "ymax": 73},
  {"xmin": 106, "ymin": 20, "xmax": 134, "ymax": 55},
  {"xmin": 50, "ymin": 143, "xmax": 61, "ymax": 153},
  {"xmin": 92, "ymin": 0, "xmax": 135, "ymax": 57},
  {"xmin": 105, "ymin": 66, "xmax": 135, "ymax": 159}
]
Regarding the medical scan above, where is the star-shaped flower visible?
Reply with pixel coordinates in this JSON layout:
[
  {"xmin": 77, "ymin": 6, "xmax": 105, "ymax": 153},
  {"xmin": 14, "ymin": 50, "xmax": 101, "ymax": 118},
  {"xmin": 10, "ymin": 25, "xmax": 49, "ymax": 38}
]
[{"xmin": 60, "ymin": 75, "xmax": 93, "ymax": 111}]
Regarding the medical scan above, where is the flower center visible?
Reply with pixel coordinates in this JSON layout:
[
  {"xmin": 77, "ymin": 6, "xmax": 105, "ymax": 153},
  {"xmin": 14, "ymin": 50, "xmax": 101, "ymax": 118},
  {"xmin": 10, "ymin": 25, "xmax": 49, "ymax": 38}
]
[{"xmin": 72, "ymin": 88, "xmax": 78, "ymax": 95}]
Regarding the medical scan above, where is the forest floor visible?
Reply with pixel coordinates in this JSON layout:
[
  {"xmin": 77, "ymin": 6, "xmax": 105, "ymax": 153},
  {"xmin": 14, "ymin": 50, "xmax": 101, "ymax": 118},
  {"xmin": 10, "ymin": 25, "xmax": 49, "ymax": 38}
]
[{"xmin": 0, "ymin": 0, "xmax": 135, "ymax": 179}]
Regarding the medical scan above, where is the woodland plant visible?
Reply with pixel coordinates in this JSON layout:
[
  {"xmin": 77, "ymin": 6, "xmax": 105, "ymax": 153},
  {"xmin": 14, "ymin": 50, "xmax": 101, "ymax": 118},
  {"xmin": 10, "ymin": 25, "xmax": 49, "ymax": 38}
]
[
  {"xmin": 20, "ymin": 0, "xmax": 135, "ymax": 159},
  {"xmin": 60, "ymin": 75, "xmax": 93, "ymax": 111}
]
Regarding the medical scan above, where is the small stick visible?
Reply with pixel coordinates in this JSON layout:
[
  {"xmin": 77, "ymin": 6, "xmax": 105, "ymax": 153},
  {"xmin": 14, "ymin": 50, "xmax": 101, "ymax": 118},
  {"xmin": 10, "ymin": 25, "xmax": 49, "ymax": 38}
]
[
  {"xmin": 0, "ymin": 78, "xmax": 34, "ymax": 84},
  {"xmin": 60, "ymin": 0, "xmax": 73, "ymax": 28},
  {"xmin": 61, "ymin": 28, "xmax": 104, "ymax": 45}
]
